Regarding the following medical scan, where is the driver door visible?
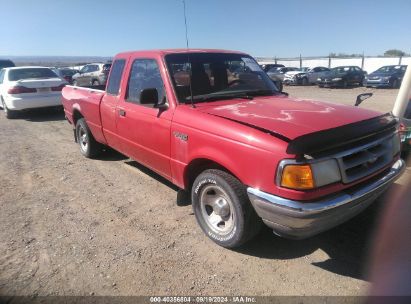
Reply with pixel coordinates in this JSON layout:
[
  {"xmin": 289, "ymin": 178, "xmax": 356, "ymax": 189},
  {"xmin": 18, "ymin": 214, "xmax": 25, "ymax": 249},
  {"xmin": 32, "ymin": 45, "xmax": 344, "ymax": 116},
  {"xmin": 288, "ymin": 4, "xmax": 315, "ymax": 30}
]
[{"xmin": 115, "ymin": 58, "xmax": 172, "ymax": 179}]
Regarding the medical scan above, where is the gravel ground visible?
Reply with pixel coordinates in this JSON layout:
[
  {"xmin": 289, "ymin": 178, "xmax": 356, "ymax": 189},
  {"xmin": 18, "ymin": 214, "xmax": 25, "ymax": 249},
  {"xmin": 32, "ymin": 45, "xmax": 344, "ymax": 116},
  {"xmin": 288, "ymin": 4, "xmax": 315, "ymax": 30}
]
[{"xmin": 0, "ymin": 86, "xmax": 409, "ymax": 297}]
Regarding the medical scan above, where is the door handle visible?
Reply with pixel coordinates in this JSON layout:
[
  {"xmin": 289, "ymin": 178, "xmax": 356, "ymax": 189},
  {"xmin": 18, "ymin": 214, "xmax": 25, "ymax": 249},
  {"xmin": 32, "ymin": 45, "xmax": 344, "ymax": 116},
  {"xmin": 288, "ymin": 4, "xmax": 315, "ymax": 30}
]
[{"xmin": 118, "ymin": 109, "xmax": 126, "ymax": 117}]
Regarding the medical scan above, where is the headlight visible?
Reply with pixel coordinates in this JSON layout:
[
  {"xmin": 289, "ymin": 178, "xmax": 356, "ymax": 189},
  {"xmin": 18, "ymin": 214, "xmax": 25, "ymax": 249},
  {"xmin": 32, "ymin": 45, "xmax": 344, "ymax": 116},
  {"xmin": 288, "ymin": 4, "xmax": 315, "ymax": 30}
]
[
  {"xmin": 278, "ymin": 159, "xmax": 341, "ymax": 190},
  {"xmin": 317, "ymin": 78, "xmax": 322, "ymax": 81},
  {"xmin": 382, "ymin": 76, "xmax": 391, "ymax": 81},
  {"xmin": 332, "ymin": 77, "xmax": 342, "ymax": 81}
]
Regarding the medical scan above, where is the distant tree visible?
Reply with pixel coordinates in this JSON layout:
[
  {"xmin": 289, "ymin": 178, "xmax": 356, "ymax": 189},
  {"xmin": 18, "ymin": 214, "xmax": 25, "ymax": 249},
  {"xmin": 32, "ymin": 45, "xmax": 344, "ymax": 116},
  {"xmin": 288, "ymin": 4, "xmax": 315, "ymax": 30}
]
[
  {"xmin": 384, "ymin": 49, "xmax": 408, "ymax": 57},
  {"xmin": 329, "ymin": 52, "xmax": 362, "ymax": 58}
]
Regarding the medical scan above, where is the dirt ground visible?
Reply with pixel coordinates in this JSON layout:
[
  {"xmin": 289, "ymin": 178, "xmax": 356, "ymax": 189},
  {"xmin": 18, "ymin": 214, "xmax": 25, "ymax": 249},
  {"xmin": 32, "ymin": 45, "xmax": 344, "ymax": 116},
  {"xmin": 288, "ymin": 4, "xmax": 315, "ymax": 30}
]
[{"xmin": 0, "ymin": 86, "xmax": 409, "ymax": 297}]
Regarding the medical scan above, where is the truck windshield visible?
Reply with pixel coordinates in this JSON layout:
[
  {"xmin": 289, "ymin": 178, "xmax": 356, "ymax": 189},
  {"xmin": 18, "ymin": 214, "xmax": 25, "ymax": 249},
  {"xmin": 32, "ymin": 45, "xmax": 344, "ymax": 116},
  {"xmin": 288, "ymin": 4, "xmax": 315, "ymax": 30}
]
[{"xmin": 165, "ymin": 53, "xmax": 280, "ymax": 103}]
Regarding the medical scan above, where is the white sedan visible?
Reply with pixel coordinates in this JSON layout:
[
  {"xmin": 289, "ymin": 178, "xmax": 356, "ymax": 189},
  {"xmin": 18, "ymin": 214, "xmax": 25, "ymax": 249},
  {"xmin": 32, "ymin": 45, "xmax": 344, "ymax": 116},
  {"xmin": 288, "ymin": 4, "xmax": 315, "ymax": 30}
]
[{"xmin": 0, "ymin": 66, "xmax": 67, "ymax": 118}]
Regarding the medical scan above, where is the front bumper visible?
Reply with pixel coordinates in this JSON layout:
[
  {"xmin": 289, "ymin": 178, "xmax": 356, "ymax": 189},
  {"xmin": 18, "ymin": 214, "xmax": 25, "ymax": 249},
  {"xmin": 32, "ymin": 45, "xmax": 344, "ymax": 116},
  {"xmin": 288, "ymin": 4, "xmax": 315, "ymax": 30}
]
[
  {"xmin": 318, "ymin": 79, "xmax": 344, "ymax": 87},
  {"xmin": 365, "ymin": 79, "xmax": 391, "ymax": 87},
  {"xmin": 247, "ymin": 159, "xmax": 405, "ymax": 239}
]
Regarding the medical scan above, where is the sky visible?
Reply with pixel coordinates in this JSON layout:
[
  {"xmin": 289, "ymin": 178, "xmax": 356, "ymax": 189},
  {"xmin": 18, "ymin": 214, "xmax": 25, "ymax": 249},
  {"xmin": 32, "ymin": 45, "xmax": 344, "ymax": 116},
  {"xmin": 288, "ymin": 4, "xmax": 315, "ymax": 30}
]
[{"xmin": 0, "ymin": 0, "xmax": 410, "ymax": 58}]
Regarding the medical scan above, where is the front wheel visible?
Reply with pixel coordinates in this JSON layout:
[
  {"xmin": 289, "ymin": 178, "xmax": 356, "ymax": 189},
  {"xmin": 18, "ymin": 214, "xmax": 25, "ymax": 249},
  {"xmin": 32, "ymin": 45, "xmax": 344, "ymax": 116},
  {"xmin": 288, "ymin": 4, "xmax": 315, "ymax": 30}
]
[
  {"xmin": 75, "ymin": 118, "xmax": 102, "ymax": 158},
  {"xmin": 391, "ymin": 78, "xmax": 399, "ymax": 89},
  {"xmin": 301, "ymin": 77, "xmax": 308, "ymax": 86},
  {"xmin": 191, "ymin": 169, "xmax": 262, "ymax": 248}
]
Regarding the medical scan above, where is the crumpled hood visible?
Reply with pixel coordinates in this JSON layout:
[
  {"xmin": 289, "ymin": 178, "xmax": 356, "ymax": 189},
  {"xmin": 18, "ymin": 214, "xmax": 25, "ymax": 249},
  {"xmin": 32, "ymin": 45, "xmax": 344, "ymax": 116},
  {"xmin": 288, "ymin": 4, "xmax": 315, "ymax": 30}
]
[
  {"xmin": 196, "ymin": 96, "xmax": 382, "ymax": 140},
  {"xmin": 285, "ymin": 71, "xmax": 305, "ymax": 76}
]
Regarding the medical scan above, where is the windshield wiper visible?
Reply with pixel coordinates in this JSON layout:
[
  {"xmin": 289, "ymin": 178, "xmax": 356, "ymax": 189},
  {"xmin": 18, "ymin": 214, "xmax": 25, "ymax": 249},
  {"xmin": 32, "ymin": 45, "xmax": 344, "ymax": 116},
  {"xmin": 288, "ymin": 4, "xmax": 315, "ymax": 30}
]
[{"xmin": 185, "ymin": 93, "xmax": 254, "ymax": 103}]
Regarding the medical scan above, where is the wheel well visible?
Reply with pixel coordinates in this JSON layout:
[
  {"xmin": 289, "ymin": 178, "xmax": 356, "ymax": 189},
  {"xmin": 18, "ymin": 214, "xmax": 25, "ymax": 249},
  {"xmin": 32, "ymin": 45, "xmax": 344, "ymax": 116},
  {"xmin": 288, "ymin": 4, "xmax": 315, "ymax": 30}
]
[
  {"xmin": 184, "ymin": 158, "xmax": 237, "ymax": 191},
  {"xmin": 72, "ymin": 110, "xmax": 83, "ymax": 125}
]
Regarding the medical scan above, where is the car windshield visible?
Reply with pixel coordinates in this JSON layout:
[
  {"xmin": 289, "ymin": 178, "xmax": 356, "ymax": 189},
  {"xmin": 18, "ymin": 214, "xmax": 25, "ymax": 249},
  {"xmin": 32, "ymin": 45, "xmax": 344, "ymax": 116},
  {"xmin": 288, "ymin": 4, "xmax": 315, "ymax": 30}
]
[
  {"xmin": 8, "ymin": 68, "xmax": 58, "ymax": 81},
  {"xmin": 166, "ymin": 53, "xmax": 280, "ymax": 103},
  {"xmin": 331, "ymin": 67, "xmax": 350, "ymax": 73},
  {"xmin": 374, "ymin": 66, "xmax": 402, "ymax": 74},
  {"xmin": 60, "ymin": 69, "xmax": 77, "ymax": 76}
]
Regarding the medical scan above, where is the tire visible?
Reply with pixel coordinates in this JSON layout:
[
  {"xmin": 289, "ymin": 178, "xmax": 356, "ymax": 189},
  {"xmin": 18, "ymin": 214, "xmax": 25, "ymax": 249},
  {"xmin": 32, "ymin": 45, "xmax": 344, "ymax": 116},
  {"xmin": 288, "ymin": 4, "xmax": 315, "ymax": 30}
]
[
  {"xmin": 75, "ymin": 118, "xmax": 102, "ymax": 158},
  {"xmin": 92, "ymin": 80, "xmax": 100, "ymax": 86},
  {"xmin": 301, "ymin": 77, "xmax": 308, "ymax": 86},
  {"xmin": 318, "ymin": 84, "xmax": 324, "ymax": 88},
  {"xmin": 191, "ymin": 169, "xmax": 262, "ymax": 248},
  {"xmin": 275, "ymin": 81, "xmax": 283, "ymax": 92},
  {"xmin": 358, "ymin": 78, "xmax": 365, "ymax": 87},
  {"xmin": 391, "ymin": 78, "xmax": 399, "ymax": 89},
  {"xmin": 2, "ymin": 98, "xmax": 18, "ymax": 119}
]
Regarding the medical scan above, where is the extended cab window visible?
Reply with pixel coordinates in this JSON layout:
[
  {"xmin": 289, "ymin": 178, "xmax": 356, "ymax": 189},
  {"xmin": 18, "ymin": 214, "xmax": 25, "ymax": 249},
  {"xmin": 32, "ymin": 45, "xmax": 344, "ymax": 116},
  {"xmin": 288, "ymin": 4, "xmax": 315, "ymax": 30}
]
[
  {"xmin": 106, "ymin": 59, "xmax": 125, "ymax": 95},
  {"xmin": 126, "ymin": 59, "xmax": 165, "ymax": 105}
]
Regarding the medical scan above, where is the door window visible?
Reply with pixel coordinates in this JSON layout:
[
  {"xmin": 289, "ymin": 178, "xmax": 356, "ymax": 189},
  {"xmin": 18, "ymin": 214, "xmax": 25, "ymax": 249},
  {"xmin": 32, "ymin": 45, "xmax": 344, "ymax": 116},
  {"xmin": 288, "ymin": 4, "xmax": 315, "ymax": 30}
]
[
  {"xmin": 106, "ymin": 59, "xmax": 125, "ymax": 95},
  {"xmin": 80, "ymin": 65, "xmax": 90, "ymax": 73},
  {"xmin": 126, "ymin": 59, "xmax": 165, "ymax": 106}
]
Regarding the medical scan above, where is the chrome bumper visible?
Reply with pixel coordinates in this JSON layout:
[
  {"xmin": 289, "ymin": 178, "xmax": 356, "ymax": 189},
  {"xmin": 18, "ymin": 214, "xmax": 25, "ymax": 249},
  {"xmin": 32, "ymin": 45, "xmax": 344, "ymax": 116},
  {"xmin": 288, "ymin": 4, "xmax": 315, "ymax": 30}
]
[{"xmin": 247, "ymin": 159, "xmax": 405, "ymax": 239}]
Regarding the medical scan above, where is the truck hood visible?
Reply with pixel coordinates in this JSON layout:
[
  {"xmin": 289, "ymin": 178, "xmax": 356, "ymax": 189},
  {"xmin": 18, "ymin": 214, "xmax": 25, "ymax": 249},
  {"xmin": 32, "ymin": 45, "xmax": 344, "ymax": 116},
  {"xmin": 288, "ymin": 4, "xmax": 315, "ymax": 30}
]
[{"xmin": 195, "ymin": 96, "xmax": 382, "ymax": 140}]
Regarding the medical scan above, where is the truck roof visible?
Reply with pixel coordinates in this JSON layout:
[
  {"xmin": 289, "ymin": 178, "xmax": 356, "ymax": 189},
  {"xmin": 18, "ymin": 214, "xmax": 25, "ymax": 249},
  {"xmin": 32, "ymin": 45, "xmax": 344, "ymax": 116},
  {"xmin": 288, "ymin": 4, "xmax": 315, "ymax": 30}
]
[{"xmin": 115, "ymin": 49, "xmax": 247, "ymax": 57}]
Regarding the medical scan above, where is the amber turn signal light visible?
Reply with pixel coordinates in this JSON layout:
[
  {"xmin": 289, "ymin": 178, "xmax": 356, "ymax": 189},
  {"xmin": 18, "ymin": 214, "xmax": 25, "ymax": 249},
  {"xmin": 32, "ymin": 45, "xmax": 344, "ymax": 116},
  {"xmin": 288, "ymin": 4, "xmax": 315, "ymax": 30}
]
[{"xmin": 281, "ymin": 164, "xmax": 315, "ymax": 190}]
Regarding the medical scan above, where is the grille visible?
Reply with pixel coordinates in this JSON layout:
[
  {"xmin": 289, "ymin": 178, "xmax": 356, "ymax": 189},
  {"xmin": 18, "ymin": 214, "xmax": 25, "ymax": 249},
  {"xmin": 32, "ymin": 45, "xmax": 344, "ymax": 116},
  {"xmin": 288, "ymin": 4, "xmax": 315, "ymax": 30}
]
[{"xmin": 336, "ymin": 135, "xmax": 394, "ymax": 184}]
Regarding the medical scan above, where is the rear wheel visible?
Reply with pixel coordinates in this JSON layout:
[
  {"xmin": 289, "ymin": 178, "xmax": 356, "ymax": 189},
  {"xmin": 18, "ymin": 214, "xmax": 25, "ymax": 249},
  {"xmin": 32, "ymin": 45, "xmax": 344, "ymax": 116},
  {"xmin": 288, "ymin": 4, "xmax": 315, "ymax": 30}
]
[
  {"xmin": 191, "ymin": 169, "xmax": 262, "ymax": 248},
  {"xmin": 75, "ymin": 118, "xmax": 102, "ymax": 158},
  {"xmin": 2, "ymin": 98, "xmax": 18, "ymax": 119}
]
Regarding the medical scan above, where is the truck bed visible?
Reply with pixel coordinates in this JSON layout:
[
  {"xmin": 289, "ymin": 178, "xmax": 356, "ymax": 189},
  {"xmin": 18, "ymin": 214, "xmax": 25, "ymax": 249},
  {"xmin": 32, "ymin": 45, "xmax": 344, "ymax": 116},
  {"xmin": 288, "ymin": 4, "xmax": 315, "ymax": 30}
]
[{"xmin": 62, "ymin": 85, "xmax": 107, "ymax": 144}]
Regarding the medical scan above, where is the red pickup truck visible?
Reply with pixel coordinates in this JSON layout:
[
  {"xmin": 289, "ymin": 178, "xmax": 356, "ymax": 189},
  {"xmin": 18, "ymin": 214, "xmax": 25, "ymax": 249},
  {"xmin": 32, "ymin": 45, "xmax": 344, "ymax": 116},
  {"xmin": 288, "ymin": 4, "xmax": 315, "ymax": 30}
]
[{"xmin": 62, "ymin": 49, "xmax": 405, "ymax": 248}]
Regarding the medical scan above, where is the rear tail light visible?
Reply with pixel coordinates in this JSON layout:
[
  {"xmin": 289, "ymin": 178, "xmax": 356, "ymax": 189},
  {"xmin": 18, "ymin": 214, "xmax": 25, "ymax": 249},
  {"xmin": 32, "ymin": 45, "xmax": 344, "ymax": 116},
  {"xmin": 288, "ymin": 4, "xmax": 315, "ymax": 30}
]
[
  {"xmin": 51, "ymin": 84, "xmax": 66, "ymax": 91},
  {"xmin": 8, "ymin": 86, "xmax": 36, "ymax": 94}
]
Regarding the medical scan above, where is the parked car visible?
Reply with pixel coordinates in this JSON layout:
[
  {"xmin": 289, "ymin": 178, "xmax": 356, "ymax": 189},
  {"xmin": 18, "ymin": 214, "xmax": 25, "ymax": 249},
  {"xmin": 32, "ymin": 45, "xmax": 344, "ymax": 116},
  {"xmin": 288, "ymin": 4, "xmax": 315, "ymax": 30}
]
[
  {"xmin": 284, "ymin": 66, "xmax": 330, "ymax": 85},
  {"xmin": 267, "ymin": 67, "xmax": 299, "ymax": 91},
  {"xmin": 267, "ymin": 67, "xmax": 299, "ymax": 82},
  {"xmin": 72, "ymin": 63, "xmax": 111, "ymax": 87},
  {"xmin": 318, "ymin": 66, "xmax": 366, "ymax": 88},
  {"xmin": 0, "ymin": 66, "xmax": 66, "ymax": 118},
  {"xmin": 0, "ymin": 59, "xmax": 15, "ymax": 70},
  {"xmin": 260, "ymin": 63, "xmax": 285, "ymax": 72},
  {"xmin": 365, "ymin": 65, "xmax": 407, "ymax": 88},
  {"xmin": 62, "ymin": 49, "xmax": 404, "ymax": 248},
  {"xmin": 51, "ymin": 67, "xmax": 79, "ymax": 85}
]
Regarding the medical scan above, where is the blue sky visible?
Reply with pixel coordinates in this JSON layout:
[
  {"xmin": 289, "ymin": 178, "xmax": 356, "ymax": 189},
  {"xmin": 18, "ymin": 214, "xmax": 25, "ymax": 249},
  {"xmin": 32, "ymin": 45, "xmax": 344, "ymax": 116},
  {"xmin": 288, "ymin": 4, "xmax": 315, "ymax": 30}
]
[{"xmin": 0, "ymin": 0, "xmax": 410, "ymax": 58}]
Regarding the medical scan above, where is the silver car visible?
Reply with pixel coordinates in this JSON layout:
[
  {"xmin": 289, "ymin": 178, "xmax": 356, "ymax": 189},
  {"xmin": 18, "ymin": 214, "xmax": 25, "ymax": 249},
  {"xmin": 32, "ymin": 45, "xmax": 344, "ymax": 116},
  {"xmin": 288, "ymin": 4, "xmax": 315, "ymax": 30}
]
[
  {"xmin": 284, "ymin": 66, "xmax": 330, "ymax": 85},
  {"xmin": 72, "ymin": 63, "xmax": 111, "ymax": 87}
]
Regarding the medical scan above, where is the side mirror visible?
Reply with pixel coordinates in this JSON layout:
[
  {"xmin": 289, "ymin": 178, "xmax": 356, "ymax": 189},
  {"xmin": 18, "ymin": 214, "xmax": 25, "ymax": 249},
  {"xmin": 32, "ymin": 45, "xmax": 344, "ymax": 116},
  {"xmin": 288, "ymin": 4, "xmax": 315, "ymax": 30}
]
[
  {"xmin": 140, "ymin": 88, "xmax": 168, "ymax": 110},
  {"xmin": 355, "ymin": 93, "xmax": 373, "ymax": 107}
]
